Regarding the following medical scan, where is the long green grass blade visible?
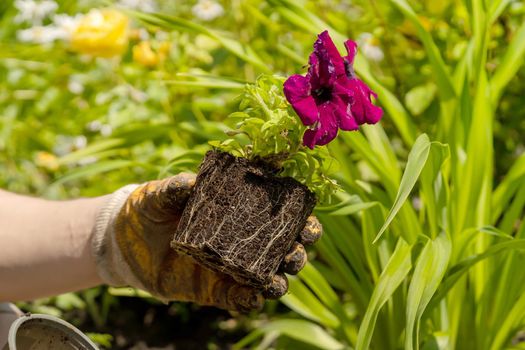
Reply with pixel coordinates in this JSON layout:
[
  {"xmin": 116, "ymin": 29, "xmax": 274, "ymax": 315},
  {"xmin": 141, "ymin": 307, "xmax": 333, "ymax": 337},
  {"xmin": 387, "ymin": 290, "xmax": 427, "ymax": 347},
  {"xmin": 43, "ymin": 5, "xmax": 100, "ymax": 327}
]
[
  {"xmin": 282, "ymin": 276, "xmax": 340, "ymax": 329},
  {"xmin": 492, "ymin": 153, "xmax": 525, "ymax": 221},
  {"xmin": 405, "ymin": 233, "xmax": 451, "ymax": 350},
  {"xmin": 356, "ymin": 238, "xmax": 412, "ymax": 350},
  {"xmin": 490, "ymin": 290, "xmax": 525, "ymax": 350},
  {"xmin": 374, "ymin": 134, "xmax": 431, "ymax": 243},
  {"xmin": 490, "ymin": 21, "xmax": 525, "ymax": 104},
  {"xmin": 426, "ymin": 239, "xmax": 525, "ymax": 314},
  {"xmin": 260, "ymin": 319, "xmax": 345, "ymax": 350},
  {"xmin": 52, "ymin": 160, "xmax": 136, "ymax": 185}
]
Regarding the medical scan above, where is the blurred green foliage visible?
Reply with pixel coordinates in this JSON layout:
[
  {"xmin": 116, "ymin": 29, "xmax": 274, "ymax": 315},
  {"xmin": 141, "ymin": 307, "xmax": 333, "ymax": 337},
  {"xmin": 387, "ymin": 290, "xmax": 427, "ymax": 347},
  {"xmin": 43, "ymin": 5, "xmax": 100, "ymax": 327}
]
[{"xmin": 2, "ymin": 0, "xmax": 525, "ymax": 349}]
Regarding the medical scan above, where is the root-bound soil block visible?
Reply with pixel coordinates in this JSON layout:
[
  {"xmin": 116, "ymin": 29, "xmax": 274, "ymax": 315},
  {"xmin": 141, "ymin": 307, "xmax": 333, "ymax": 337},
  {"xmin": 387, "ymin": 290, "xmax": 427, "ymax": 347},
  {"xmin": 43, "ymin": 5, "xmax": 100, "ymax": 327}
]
[{"xmin": 171, "ymin": 150, "xmax": 316, "ymax": 287}]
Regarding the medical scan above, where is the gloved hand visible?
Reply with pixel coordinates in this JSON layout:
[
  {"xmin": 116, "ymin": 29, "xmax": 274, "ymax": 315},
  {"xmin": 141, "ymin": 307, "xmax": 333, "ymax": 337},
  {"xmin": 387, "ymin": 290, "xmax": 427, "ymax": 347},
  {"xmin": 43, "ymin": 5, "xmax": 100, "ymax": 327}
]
[{"xmin": 92, "ymin": 173, "xmax": 322, "ymax": 312}]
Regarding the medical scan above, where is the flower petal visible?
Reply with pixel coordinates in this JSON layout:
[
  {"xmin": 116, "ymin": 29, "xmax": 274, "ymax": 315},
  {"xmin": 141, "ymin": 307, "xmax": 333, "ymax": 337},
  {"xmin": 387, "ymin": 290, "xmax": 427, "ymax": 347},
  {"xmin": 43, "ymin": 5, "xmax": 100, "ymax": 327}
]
[
  {"xmin": 308, "ymin": 31, "xmax": 346, "ymax": 89},
  {"xmin": 344, "ymin": 40, "xmax": 357, "ymax": 65},
  {"xmin": 283, "ymin": 74, "xmax": 319, "ymax": 126},
  {"xmin": 302, "ymin": 128, "xmax": 318, "ymax": 149},
  {"xmin": 302, "ymin": 101, "xmax": 339, "ymax": 148},
  {"xmin": 346, "ymin": 78, "xmax": 383, "ymax": 125},
  {"xmin": 332, "ymin": 80, "xmax": 359, "ymax": 131}
]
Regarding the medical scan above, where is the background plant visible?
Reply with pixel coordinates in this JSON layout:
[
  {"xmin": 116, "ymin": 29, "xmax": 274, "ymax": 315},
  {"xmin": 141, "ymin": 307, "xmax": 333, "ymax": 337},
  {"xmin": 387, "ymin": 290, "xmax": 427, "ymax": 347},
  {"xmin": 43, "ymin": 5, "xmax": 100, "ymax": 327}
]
[{"xmin": 2, "ymin": 0, "xmax": 525, "ymax": 349}]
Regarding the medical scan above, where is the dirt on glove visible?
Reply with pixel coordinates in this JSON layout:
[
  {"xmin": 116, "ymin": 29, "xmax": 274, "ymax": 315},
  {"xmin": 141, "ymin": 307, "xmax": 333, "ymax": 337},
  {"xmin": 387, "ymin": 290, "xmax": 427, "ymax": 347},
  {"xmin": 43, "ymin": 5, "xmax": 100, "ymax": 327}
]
[{"xmin": 171, "ymin": 151, "xmax": 316, "ymax": 288}]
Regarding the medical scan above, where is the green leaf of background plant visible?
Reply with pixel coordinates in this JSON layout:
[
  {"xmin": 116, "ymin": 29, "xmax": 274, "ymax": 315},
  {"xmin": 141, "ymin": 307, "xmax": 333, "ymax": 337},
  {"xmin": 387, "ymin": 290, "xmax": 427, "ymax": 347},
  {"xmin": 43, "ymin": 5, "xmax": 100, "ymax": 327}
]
[
  {"xmin": 405, "ymin": 83, "xmax": 437, "ymax": 116},
  {"xmin": 490, "ymin": 20, "xmax": 525, "ymax": 104},
  {"xmin": 405, "ymin": 233, "xmax": 451, "ymax": 350},
  {"xmin": 235, "ymin": 319, "xmax": 344, "ymax": 350},
  {"xmin": 282, "ymin": 276, "xmax": 340, "ymax": 329},
  {"xmin": 52, "ymin": 160, "xmax": 136, "ymax": 185},
  {"xmin": 426, "ymin": 239, "xmax": 525, "ymax": 314},
  {"xmin": 356, "ymin": 238, "xmax": 412, "ymax": 350},
  {"xmin": 374, "ymin": 134, "xmax": 431, "ymax": 243},
  {"xmin": 490, "ymin": 289, "xmax": 525, "ymax": 350}
]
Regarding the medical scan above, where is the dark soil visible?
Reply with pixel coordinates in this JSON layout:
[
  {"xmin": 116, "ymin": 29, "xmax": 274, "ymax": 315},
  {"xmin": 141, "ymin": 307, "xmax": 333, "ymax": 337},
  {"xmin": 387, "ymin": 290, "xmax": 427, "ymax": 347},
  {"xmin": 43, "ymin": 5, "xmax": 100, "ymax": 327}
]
[
  {"xmin": 171, "ymin": 151, "xmax": 316, "ymax": 287},
  {"xmin": 70, "ymin": 297, "xmax": 248, "ymax": 349}
]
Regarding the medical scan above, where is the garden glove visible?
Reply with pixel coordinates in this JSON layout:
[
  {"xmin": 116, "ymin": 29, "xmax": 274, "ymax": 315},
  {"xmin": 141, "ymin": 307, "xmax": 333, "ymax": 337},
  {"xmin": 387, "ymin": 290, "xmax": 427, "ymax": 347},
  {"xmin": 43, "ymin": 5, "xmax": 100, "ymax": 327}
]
[{"xmin": 92, "ymin": 173, "xmax": 322, "ymax": 312}]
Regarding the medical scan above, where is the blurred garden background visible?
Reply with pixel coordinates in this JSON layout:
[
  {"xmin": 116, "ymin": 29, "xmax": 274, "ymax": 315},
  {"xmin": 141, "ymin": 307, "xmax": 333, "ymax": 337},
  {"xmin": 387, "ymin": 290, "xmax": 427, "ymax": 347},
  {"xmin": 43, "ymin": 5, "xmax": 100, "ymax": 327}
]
[{"xmin": 2, "ymin": 0, "xmax": 525, "ymax": 349}]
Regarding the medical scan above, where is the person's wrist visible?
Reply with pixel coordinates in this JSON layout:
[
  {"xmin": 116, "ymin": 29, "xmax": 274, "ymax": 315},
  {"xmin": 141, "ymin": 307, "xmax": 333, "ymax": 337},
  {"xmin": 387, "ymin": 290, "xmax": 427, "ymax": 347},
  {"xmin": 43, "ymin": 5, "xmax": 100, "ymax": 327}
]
[{"xmin": 91, "ymin": 184, "xmax": 140, "ymax": 286}]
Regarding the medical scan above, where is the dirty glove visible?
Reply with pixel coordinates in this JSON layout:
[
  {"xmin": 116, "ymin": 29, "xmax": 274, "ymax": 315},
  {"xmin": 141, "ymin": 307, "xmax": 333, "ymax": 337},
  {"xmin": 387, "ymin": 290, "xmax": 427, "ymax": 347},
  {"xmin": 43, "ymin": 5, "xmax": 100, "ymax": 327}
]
[{"xmin": 92, "ymin": 173, "xmax": 322, "ymax": 312}]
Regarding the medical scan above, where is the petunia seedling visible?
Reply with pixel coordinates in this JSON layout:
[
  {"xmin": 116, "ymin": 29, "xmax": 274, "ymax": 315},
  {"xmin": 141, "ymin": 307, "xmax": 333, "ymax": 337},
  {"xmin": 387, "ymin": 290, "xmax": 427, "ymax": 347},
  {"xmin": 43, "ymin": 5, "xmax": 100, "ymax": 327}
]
[
  {"xmin": 284, "ymin": 30, "xmax": 383, "ymax": 149},
  {"xmin": 211, "ymin": 31, "xmax": 382, "ymax": 203}
]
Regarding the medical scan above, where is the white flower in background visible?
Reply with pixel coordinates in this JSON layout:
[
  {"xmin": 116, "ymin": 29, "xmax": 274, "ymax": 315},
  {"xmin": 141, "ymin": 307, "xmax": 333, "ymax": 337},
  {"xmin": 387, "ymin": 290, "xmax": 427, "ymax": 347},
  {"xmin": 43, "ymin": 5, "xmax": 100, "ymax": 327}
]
[
  {"xmin": 52, "ymin": 13, "xmax": 81, "ymax": 40},
  {"xmin": 357, "ymin": 33, "xmax": 384, "ymax": 62},
  {"xmin": 100, "ymin": 124, "xmax": 113, "ymax": 137},
  {"xmin": 17, "ymin": 25, "xmax": 63, "ymax": 44},
  {"xmin": 53, "ymin": 135, "xmax": 87, "ymax": 156},
  {"xmin": 68, "ymin": 77, "xmax": 84, "ymax": 94},
  {"xmin": 154, "ymin": 30, "xmax": 168, "ymax": 41},
  {"xmin": 192, "ymin": 0, "xmax": 224, "ymax": 21},
  {"xmin": 87, "ymin": 120, "xmax": 102, "ymax": 132},
  {"xmin": 74, "ymin": 135, "xmax": 87, "ymax": 149},
  {"xmin": 86, "ymin": 121, "xmax": 112, "ymax": 136},
  {"xmin": 16, "ymin": 13, "xmax": 80, "ymax": 44},
  {"xmin": 412, "ymin": 196, "xmax": 422, "ymax": 211},
  {"xmin": 14, "ymin": 0, "xmax": 58, "ymax": 25},
  {"xmin": 117, "ymin": 0, "xmax": 157, "ymax": 12}
]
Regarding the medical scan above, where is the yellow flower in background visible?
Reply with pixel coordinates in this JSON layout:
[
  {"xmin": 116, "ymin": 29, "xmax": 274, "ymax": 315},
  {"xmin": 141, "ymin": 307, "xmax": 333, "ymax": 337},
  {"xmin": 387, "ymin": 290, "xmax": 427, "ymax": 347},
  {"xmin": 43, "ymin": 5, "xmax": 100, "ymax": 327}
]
[
  {"xmin": 399, "ymin": 16, "xmax": 433, "ymax": 38},
  {"xmin": 133, "ymin": 41, "xmax": 158, "ymax": 67},
  {"xmin": 158, "ymin": 41, "xmax": 171, "ymax": 56},
  {"xmin": 35, "ymin": 151, "xmax": 59, "ymax": 171},
  {"xmin": 71, "ymin": 9, "xmax": 129, "ymax": 58},
  {"xmin": 132, "ymin": 41, "xmax": 170, "ymax": 67}
]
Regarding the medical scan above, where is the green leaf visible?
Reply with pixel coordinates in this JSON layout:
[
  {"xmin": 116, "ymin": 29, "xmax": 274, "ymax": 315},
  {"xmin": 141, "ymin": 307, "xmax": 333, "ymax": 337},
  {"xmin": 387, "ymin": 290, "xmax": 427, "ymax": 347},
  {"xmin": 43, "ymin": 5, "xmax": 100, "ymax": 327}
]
[
  {"xmin": 261, "ymin": 319, "xmax": 345, "ymax": 350},
  {"xmin": 57, "ymin": 139, "xmax": 125, "ymax": 165},
  {"xmin": 328, "ymin": 201, "xmax": 378, "ymax": 216},
  {"xmin": 405, "ymin": 233, "xmax": 451, "ymax": 350},
  {"xmin": 52, "ymin": 160, "xmax": 135, "ymax": 185},
  {"xmin": 282, "ymin": 276, "xmax": 340, "ymax": 329},
  {"xmin": 315, "ymin": 194, "xmax": 378, "ymax": 216},
  {"xmin": 456, "ymin": 70, "xmax": 493, "ymax": 231},
  {"xmin": 374, "ymin": 134, "xmax": 431, "ymax": 243},
  {"xmin": 490, "ymin": 290, "xmax": 525, "ymax": 350},
  {"xmin": 426, "ymin": 239, "xmax": 525, "ymax": 314},
  {"xmin": 492, "ymin": 153, "xmax": 525, "ymax": 221},
  {"xmin": 356, "ymin": 238, "xmax": 413, "ymax": 350},
  {"xmin": 491, "ymin": 21, "xmax": 525, "ymax": 103},
  {"xmin": 235, "ymin": 319, "xmax": 344, "ymax": 350},
  {"xmin": 164, "ymin": 73, "xmax": 245, "ymax": 90},
  {"xmin": 419, "ymin": 141, "xmax": 450, "ymax": 237},
  {"xmin": 405, "ymin": 83, "xmax": 437, "ymax": 116},
  {"xmin": 489, "ymin": 0, "xmax": 512, "ymax": 23}
]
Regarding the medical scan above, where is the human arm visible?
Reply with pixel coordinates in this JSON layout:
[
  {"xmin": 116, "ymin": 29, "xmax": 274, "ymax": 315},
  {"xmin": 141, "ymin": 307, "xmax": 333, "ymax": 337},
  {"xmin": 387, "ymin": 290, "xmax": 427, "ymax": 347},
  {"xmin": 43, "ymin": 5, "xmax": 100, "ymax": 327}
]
[
  {"xmin": 0, "ymin": 174, "xmax": 322, "ymax": 311},
  {"xmin": 0, "ymin": 189, "xmax": 106, "ymax": 301}
]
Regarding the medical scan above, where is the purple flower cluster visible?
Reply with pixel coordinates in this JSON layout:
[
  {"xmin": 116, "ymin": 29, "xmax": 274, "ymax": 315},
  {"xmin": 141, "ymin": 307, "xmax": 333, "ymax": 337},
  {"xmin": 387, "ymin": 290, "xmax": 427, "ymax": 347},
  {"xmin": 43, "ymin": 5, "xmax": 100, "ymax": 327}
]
[{"xmin": 284, "ymin": 31, "xmax": 383, "ymax": 149}]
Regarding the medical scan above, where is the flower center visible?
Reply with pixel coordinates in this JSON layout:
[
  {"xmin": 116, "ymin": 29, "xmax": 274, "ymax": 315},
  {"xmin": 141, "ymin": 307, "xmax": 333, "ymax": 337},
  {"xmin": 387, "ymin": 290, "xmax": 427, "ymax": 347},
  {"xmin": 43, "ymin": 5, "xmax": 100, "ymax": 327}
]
[{"xmin": 313, "ymin": 87, "xmax": 332, "ymax": 103}]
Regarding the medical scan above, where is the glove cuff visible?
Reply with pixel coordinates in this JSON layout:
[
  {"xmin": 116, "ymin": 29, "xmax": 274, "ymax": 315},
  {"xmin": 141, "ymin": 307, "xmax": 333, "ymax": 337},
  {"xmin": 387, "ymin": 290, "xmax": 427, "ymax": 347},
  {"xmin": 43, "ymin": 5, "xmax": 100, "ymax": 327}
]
[{"xmin": 92, "ymin": 184, "xmax": 140, "ymax": 286}]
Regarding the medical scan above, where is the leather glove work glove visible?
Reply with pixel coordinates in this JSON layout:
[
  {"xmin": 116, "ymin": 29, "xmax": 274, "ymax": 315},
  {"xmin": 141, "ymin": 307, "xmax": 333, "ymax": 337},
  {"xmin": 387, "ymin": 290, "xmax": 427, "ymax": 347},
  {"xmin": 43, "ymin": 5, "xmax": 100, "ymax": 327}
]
[{"xmin": 92, "ymin": 173, "xmax": 323, "ymax": 312}]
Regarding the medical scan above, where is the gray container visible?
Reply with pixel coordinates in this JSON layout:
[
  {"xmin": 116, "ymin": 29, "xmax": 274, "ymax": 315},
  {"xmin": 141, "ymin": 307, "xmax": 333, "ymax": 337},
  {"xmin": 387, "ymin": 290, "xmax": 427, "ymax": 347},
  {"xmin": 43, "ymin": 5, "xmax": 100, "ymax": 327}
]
[{"xmin": 3, "ymin": 314, "xmax": 98, "ymax": 350}]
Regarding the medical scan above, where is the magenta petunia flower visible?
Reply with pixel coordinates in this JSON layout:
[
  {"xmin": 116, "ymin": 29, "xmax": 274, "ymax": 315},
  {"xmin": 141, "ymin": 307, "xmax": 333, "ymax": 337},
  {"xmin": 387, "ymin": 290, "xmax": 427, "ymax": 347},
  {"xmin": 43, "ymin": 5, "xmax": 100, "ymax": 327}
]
[{"xmin": 284, "ymin": 31, "xmax": 383, "ymax": 149}]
